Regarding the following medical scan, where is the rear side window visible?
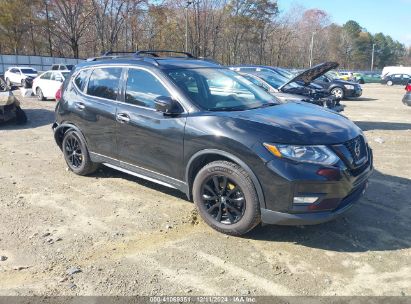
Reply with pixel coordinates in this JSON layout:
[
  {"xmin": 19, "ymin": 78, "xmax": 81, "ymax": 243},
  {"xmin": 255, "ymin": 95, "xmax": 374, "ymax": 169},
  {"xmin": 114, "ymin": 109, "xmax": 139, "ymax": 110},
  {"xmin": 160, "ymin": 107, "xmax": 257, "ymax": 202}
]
[
  {"xmin": 41, "ymin": 72, "xmax": 52, "ymax": 80},
  {"xmin": 51, "ymin": 65, "xmax": 59, "ymax": 70},
  {"xmin": 74, "ymin": 69, "xmax": 90, "ymax": 91},
  {"xmin": 87, "ymin": 67, "xmax": 122, "ymax": 100},
  {"xmin": 125, "ymin": 69, "xmax": 170, "ymax": 108}
]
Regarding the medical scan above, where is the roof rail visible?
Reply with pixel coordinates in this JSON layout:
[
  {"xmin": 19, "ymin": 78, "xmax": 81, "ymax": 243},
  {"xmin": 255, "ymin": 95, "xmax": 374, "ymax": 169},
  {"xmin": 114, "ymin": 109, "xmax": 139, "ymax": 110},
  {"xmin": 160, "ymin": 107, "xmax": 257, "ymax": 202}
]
[
  {"xmin": 85, "ymin": 50, "xmax": 196, "ymax": 65},
  {"xmin": 135, "ymin": 50, "xmax": 195, "ymax": 58}
]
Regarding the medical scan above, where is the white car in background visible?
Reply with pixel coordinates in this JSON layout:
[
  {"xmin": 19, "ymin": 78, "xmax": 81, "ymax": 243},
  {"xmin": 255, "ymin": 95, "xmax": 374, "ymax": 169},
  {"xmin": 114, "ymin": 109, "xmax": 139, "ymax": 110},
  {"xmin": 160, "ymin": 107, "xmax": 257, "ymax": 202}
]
[
  {"xmin": 32, "ymin": 70, "xmax": 70, "ymax": 101},
  {"xmin": 4, "ymin": 67, "xmax": 38, "ymax": 87}
]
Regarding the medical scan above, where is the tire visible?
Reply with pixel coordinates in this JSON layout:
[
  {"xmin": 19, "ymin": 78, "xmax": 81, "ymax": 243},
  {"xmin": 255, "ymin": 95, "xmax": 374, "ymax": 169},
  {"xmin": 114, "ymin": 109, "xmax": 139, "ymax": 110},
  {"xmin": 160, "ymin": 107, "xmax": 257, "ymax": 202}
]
[
  {"xmin": 15, "ymin": 106, "xmax": 27, "ymax": 124},
  {"xmin": 192, "ymin": 160, "xmax": 261, "ymax": 236},
  {"xmin": 62, "ymin": 130, "xmax": 99, "ymax": 176},
  {"xmin": 36, "ymin": 88, "xmax": 45, "ymax": 101},
  {"xmin": 331, "ymin": 87, "xmax": 344, "ymax": 100},
  {"xmin": 387, "ymin": 80, "xmax": 393, "ymax": 86}
]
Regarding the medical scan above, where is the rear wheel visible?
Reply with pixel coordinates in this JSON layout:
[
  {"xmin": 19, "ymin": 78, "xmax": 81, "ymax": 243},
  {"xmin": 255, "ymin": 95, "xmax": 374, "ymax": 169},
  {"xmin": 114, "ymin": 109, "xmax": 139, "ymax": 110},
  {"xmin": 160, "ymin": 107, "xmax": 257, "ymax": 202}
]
[
  {"xmin": 331, "ymin": 87, "xmax": 344, "ymax": 99},
  {"xmin": 15, "ymin": 106, "xmax": 27, "ymax": 125},
  {"xmin": 62, "ymin": 130, "xmax": 98, "ymax": 175},
  {"xmin": 36, "ymin": 88, "xmax": 45, "ymax": 101},
  {"xmin": 193, "ymin": 161, "xmax": 261, "ymax": 236}
]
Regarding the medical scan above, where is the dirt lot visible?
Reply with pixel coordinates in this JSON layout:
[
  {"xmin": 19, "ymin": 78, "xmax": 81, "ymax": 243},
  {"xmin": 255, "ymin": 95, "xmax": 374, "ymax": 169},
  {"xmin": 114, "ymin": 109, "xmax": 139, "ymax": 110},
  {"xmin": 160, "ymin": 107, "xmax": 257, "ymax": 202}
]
[{"xmin": 0, "ymin": 84, "xmax": 410, "ymax": 296}]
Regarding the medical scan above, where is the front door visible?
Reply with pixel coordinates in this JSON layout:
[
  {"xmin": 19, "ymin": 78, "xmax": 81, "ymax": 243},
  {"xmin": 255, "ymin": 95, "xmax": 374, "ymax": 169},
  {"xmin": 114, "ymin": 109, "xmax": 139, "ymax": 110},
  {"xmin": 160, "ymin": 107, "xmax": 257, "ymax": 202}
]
[{"xmin": 115, "ymin": 67, "xmax": 186, "ymax": 181}]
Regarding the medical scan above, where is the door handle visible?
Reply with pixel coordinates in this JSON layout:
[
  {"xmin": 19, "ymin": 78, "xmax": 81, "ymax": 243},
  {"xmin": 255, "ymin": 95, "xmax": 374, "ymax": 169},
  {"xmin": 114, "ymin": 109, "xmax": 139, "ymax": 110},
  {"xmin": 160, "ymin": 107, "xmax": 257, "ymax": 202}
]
[
  {"xmin": 74, "ymin": 102, "xmax": 85, "ymax": 110},
  {"xmin": 116, "ymin": 113, "xmax": 130, "ymax": 123}
]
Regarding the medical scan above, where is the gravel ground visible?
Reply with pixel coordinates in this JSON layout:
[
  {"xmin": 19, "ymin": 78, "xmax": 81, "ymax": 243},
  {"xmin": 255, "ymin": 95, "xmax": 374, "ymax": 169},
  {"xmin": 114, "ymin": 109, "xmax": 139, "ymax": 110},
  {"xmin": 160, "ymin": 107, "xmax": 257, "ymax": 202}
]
[{"xmin": 0, "ymin": 84, "xmax": 410, "ymax": 296}]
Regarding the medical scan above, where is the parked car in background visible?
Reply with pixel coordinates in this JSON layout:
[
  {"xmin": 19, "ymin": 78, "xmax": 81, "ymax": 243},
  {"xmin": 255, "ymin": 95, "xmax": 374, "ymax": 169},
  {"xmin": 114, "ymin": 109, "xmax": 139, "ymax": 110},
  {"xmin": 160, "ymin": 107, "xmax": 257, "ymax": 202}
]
[
  {"xmin": 4, "ymin": 67, "xmax": 38, "ymax": 88},
  {"xmin": 51, "ymin": 64, "xmax": 74, "ymax": 71},
  {"xmin": 381, "ymin": 74, "xmax": 411, "ymax": 86},
  {"xmin": 52, "ymin": 50, "xmax": 373, "ymax": 235},
  {"xmin": 381, "ymin": 66, "xmax": 411, "ymax": 78},
  {"xmin": 402, "ymin": 80, "xmax": 411, "ymax": 106},
  {"xmin": 0, "ymin": 91, "xmax": 27, "ymax": 124},
  {"xmin": 313, "ymin": 72, "xmax": 362, "ymax": 99},
  {"xmin": 362, "ymin": 72, "xmax": 382, "ymax": 83},
  {"xmin": 32, "ymin": 70, "xmax": 70, "ymax": 100},
  {"xmin": 239, "ymin": 72, "xmax": 343, "ymax": 112},
  {"xmin": 229, "ymin": 63, "xmax": 342, "ymax": 110},
  {"xmin": 352, "ymin": 73, "xmax": 365, "ymax": 84}
]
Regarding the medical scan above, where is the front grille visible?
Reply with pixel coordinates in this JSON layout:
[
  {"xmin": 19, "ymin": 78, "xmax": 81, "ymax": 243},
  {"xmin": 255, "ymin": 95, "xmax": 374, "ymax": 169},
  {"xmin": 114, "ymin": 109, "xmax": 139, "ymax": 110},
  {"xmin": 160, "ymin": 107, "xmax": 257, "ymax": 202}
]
[{"xmin": 344, "ymin": 135, "xmax": 367, "ymax": 166}]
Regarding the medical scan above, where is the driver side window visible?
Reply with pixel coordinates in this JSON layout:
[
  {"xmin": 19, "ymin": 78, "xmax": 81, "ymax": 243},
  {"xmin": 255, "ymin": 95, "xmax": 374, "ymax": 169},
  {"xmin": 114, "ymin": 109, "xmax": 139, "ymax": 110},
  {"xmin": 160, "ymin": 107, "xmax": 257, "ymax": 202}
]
[{"xmin": 125, "ymin": 69, "xmax": 171, "ymax": 109}]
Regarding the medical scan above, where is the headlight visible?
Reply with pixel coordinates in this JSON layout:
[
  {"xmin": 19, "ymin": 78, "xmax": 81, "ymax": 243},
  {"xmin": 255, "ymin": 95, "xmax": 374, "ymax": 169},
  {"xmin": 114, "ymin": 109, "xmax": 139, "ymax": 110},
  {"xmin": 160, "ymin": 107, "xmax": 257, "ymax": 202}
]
[
  {"xmin": 263, "ymin": 143, "xmax": 339, "ymax": 165},
  {"xmin": 344, "ymin": 84, "xmax": 354, "ymax": 90}
]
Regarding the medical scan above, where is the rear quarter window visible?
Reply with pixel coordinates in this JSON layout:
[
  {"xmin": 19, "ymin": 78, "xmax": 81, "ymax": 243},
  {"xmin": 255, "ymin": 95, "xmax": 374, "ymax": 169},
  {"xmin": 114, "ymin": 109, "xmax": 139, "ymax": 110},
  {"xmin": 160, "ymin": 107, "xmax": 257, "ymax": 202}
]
[{"xmin": 73, "ymin": 69, "xmax": 90, "ymax": 91}]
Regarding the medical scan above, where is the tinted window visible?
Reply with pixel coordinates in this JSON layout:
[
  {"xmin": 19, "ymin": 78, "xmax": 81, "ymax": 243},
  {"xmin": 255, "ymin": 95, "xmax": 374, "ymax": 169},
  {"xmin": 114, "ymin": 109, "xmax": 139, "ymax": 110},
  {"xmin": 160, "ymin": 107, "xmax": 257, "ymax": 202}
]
[
  {"xmin": 41, "ymin": 72, "xmax": 52, "ymax": 80},
  {"xmin": 11, "ymin": 68, "xmax": 19, "ymax": 73},
  {"xmin": 125, "ymin": 69, "xmax": 170, "ymax": 108},
  {"xmin": 21, "ymin": 68, "xmax": 37, "ymax": 74},
  {"xmin": 74, "ymin": 69, "xmax": 89, "ymax": 90},
  {"xmin": 167, "ymin": 68, "xmax": 279, "ymax": 111},
  {"xmin": 87, "ymin": 68, "xmax": 122, "ymax": 100},
  {"xmin": 65, "ymin": 65, "xmax": 74, "ymax": 70},
  {"xmin": 52, "ymin": 65, "xmax": 59, "ymax": 70}
]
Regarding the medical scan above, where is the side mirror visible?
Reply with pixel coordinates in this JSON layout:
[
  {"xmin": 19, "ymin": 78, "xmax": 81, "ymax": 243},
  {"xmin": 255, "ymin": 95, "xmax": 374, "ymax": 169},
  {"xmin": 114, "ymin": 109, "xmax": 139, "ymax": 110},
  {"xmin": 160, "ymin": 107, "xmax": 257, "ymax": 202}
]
[{"xmin": 154, "ymin": 96, "xmax": 183, "ymax": 115}]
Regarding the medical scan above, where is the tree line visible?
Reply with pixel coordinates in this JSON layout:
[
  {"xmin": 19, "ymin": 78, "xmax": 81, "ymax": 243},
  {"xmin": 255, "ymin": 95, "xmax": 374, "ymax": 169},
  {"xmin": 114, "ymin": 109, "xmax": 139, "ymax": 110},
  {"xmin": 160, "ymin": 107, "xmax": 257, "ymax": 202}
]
[{"xmin": 0, "ymin": 0, "xmax": 410, "ymax": 70}]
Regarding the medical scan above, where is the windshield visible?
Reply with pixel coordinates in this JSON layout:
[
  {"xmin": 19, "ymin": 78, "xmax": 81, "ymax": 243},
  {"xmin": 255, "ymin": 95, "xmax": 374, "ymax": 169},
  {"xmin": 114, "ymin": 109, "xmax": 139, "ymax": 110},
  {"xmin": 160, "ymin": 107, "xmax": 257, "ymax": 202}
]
[
  {"xmin": 274, "ymin": 68, "xmax": 294, "ymax": 79},
  {"xmin": 21, "ymin": 69, "xmax": 37, "ymax": 74},
  {"xmin": 254, "ymin": 71, "xmax": 299, "ymax": 90},
  {"xmin": 166, "ymin": 68, "xmax": 279, "ymax": 111}
]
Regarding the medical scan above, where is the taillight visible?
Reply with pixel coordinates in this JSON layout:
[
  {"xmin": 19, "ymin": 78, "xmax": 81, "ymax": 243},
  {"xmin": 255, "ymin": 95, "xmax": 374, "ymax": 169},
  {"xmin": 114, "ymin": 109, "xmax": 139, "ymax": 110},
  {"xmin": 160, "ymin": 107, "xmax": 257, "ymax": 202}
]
[
  {"xmin": 55, "ymin": 86, "xmax": 62, "ymax": 102},
  {"xmin": 406, "ymin": 84, "xmax": 411, "ymax": 92}
]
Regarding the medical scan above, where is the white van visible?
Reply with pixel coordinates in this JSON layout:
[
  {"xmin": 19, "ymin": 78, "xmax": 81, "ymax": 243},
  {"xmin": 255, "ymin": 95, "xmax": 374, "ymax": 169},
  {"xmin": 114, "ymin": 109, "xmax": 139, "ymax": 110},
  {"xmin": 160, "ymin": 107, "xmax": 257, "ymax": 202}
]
[{"xmin": 381, "ymin": 66, "xmax": 411, "ymax": 77}]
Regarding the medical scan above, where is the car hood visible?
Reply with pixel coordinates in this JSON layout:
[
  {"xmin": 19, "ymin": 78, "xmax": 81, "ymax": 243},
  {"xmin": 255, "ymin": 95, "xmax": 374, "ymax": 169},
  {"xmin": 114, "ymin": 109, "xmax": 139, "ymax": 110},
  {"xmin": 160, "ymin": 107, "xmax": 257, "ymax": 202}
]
[
  {"xmin": 228, "ymin": 102, "xmax": 361, "ymax": 145},
  {"xmin": 280, "ymin": 62, "xmax": 339, "ymax": 89}
]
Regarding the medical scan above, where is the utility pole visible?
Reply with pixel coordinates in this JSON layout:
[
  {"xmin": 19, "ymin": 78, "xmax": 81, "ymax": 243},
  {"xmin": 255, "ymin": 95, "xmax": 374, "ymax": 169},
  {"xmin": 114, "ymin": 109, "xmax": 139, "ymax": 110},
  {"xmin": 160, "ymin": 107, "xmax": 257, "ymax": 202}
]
[
  {"xmin": 309, "ymin": 32, "xmax": 316, "ymax": 68},
  {"xmin": 371, "ymin": 43, "xmax": 376, "ymax": 71},
  {"xmin": 185, "ymin": 1, "xmax": 193, "ymax": 52}
]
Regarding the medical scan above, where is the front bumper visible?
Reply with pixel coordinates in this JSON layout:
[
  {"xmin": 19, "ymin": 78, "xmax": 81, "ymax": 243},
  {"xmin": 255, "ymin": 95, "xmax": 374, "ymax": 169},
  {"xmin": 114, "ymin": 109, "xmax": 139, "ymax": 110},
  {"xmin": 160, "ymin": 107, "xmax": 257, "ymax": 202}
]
[
  {"xmin": 257, "ymin": 142, "xmax": 373, "ymax": 226},
  {"xmin": 345, "ymin": 87, "xmax": 362, "ymax": 98},
  {"xmin": 261, "ymin": 180, "xmax": 368, "ymax": 225}
]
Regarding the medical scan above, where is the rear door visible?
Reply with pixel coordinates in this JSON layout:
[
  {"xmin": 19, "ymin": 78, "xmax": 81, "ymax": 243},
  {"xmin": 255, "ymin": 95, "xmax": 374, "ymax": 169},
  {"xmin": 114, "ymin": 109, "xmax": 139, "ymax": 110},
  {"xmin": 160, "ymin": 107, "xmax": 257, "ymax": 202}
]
[
  {"xmin": 38, "ymin": 71, "xmax": 52, "ymax": 95},
  {"xmin": 115, "ymin": 67, "xmax": 186, "ymax": 180},
  {"xmin": 49, "ymin": 72, "xmax": 64, "ymax": 98},
  {"xmin": 402, "ymin": 74, "xmax": 411, "ymax": 85},
  {"xmin": 66, "ymin": 67, "xmax": 121, "ymax": 159}
]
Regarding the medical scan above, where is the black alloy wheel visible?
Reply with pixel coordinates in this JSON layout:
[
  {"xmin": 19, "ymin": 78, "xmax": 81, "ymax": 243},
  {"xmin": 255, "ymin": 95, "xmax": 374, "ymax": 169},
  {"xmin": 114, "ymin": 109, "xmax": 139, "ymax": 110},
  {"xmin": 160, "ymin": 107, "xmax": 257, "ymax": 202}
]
[
  {"xmin": 64, "ymin": 133, "xmax": 84, "ymax": 169},
  {"xmin": 201, "ymin": 175, "xmax": 246, "ymax": 224}
]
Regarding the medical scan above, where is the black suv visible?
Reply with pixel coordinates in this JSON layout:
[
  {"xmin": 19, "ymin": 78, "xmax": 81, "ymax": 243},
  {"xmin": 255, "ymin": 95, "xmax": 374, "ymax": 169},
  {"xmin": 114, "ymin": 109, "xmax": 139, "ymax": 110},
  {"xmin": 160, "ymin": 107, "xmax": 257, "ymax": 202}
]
[{"xmin": 53, "ymin": 50, "xmax": 373, "ymax": 235}]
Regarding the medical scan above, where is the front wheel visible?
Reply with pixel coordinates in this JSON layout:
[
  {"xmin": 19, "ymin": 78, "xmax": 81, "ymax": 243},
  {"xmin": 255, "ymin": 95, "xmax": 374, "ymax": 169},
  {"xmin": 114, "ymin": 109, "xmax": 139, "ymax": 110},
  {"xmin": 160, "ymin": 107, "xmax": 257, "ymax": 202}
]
[
  {"xmin": 193, "ymin": 160, "xmax": 261, "ymax": 236},
  {"xmin": 62, "ymin": 130, "xmax": 98, "ymax": 176},
  {"xmin": 331, "ymin": 87, "xmax": 344, "ymax": 99},
  {"xmin": 387, "ymin": 80, "xmax": 393, "ymax": 86}
]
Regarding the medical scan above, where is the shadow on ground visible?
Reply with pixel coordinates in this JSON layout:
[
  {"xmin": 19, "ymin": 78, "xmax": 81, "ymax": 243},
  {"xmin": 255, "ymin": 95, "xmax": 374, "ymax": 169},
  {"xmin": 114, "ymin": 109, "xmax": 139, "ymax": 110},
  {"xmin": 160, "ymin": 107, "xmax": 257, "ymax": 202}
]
[
  {"xmin": 0, "ymin": 108, "xmax": 54, "ymax": 130},
  {"xmin": 92, "ymin": 164, "xmax": 411, "ymax": 253},
  {"xmin": 91, "ymin": 166, "xmax": 188, "ymax": 200},
  {"xmin": 355, "ymin": 121, "xmax": 411, "ymax": 131},
  {"xmin": 350, "ymin": 97, "xmax": 378, "ymax": 101},
  {"xmin": 247, "ymin": 170, "xmax": 411, "ymax": 253}
]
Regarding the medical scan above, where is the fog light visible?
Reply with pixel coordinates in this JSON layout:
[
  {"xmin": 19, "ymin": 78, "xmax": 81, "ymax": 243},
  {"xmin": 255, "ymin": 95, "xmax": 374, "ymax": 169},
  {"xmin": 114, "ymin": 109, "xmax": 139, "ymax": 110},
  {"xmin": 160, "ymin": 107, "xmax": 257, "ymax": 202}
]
[{"xmin": 293, "ymin": 196, "xmax": 319, "ymax": 204}]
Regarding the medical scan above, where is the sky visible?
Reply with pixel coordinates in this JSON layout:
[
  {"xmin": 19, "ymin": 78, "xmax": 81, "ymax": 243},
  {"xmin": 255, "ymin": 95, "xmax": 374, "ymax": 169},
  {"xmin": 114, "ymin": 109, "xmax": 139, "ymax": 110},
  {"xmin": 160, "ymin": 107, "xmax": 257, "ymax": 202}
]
[{"xmin": 278, "ymin": 0, "xmax": 411, "ymax": 47}]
